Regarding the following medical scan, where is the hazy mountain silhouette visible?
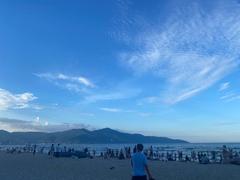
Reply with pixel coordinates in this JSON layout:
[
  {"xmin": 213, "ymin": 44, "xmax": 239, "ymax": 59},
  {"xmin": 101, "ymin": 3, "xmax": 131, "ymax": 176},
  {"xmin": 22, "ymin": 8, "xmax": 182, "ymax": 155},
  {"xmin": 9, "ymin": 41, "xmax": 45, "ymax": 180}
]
[{"xmin": 0, "ymin": 128, "xmax": 188, "ymax": 144}]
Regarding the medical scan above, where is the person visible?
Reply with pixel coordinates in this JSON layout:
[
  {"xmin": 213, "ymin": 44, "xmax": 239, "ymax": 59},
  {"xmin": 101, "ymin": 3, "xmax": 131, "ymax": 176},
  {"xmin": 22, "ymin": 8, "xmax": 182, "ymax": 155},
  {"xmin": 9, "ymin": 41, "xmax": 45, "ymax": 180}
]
[
  {"xmin": 49, "ymin": 144, "xmax": 54, "ymax": 156},
  {"xmin": 55, "ymin": 144, "xmax": 60, "ymax": 157},
  {"xmin": 33, "ymin": 144, "xmax": 37, "ymax": 156},
  {"xmin": 222, "ymin": 145, "xmax": 230, "ymax": 164},
  {"xmin": 119, "ymin": 149, "xmax": 125, "ymax": 160},
  {"xmin": 131, "ymin": 144, "xmax": 154, "ymax": 180}
]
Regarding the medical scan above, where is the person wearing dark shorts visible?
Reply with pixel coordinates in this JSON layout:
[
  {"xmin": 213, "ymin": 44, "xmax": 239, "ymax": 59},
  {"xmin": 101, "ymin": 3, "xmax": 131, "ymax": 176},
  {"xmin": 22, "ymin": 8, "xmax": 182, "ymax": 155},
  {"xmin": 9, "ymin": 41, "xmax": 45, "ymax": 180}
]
[
  {"xmin": 131, "ymin": 144, "xmax": 154, "ymax": 180},
  {"xmin": 132, "ymin": 175, "xmax": 148, "ymax": 180}
]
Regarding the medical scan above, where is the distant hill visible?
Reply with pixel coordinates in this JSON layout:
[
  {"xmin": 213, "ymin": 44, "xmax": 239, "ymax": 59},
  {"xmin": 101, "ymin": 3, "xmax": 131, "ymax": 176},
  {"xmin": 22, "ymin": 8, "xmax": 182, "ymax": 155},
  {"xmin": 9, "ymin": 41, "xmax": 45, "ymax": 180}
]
[{"xmin": 0, "ymin": 128, "xmax": 188, "ymax": 145}]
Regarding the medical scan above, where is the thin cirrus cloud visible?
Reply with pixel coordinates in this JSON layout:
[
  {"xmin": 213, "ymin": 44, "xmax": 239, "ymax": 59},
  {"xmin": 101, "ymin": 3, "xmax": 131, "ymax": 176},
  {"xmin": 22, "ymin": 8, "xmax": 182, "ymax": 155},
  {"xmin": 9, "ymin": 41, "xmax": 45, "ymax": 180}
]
[
  {"xmin": 36, "ymin": 73, "xmax": 141, "ymax": 103},
  {"xmin": 120, "ymin": 1, "xmax": 240, "ymax": 104},
  {"xmin": 0, "ymin": 88, "xmax": 38, "ymax": 110},
  {"xmin": 100, "ymin": 107, "xmax": 122, "ymax": 112},
  {"xmin": 84, "ymin": 87, "xmax": 141, "ymax": 103},
  {"xmin": 219, "ymin": 82, "xmax": 240, "ymax": 102},
  {"xmin": 137, "ymin": 96, "xmax": 162, "ymax": 105},
  {"xmin": 219, "ymin": 82, "xmax": 230, "ymax": 91},
  {"xmin": 100, "ymin": 107, "xmax": 135, "ymax": 113},
  {"xmin": 35, "ymin": 73, "xmax": 95, "ymax": 93},
  {"xmin": 220, "ymin": 92, "xmax": 240, "ymax": 102}
]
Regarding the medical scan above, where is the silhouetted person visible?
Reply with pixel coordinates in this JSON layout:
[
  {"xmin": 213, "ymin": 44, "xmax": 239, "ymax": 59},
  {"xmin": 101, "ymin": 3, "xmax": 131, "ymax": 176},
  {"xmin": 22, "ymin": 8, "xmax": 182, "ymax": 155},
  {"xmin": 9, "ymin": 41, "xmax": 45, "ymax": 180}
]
[
  {"xmin": 55, "ymin": 144, "xmax": 60, "ymax": 157},
  {"xmin": 149, "ymin": 146, "xmax": 153, "ymax": 159},
  {"xmin": 33, "ymin": 144, "xmax": 37, "ymax": 156},
  {"xmin": 178, "ymin": 151, "xmax": 183, "ymax": 161},
  {"xmin": 119, "ymin": 149, "xmax": 125, "ymax": 160},
  {"xmin": 211, "ymin": 151, "xmax": 216, "ymax": 162},
  {"xmin": 185, "ymin": 155, "xmax": 190, "ymax": 162},
  {"xmin": 49, "ymin": 144, "xmax": 54, "ymax": 157},
  {"xmin": 131, "ymin": 144, "xmax": 154, "ymax": 180}
]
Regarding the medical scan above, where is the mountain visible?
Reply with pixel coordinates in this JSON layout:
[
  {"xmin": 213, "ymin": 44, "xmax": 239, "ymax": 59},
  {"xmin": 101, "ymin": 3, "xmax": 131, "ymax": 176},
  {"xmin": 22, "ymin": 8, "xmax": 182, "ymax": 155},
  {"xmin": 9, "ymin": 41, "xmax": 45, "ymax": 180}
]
[{"xmin": 0, "ymin": 128, "xmax": 188, "ymax": 144}]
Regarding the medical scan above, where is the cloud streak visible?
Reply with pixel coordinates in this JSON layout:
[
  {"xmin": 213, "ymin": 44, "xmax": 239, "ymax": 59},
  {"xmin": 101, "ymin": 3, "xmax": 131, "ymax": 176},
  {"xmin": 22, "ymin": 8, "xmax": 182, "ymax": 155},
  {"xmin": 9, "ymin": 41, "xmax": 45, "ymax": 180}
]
[
  {"xmin": 35, "ymin": 73, "xmax": 95, "ymax": 93},
  {"xmin": 100, "ymin": 107, "xmax": 122, "ymax": 112},
  {"xmin": 0, "ymin": 88, "xmax": 38, "ymax": 110},
  {"xmin": 120, "ymin": 1, "xmax": 240, "ymax": 104},
  {"xmin": 84, "ymin": 87, "xmax": 141, "ymax": 103},
  {"xmin": 220, "ymin": 92, "xmax": 240, "ymax": 102},
  {"xmin": 219, "ymin": 82, "xmax": 230, "ymax": 91},
  {"xmin": 100, "ymin": 107, "xmax": 135, "ymax": 113}
]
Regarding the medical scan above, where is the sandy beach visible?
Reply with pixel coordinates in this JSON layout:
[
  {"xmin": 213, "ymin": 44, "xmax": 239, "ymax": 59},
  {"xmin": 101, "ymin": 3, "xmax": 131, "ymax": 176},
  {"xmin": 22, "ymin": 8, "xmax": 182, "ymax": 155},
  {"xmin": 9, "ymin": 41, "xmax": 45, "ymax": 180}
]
[{"xmin": 0, "ymin": 152, "xmax": 239, "ymax": 180}]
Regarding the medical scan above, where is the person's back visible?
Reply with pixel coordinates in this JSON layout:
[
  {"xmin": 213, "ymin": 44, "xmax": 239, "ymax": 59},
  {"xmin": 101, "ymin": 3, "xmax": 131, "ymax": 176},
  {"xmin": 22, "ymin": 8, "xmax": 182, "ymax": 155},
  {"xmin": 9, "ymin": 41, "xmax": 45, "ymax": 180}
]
[
  {"xmin": 131, "ymin": 152, "xmax": 147, "ymax": 177},
  {"xmin": 131, "ymin": 144, "xmax": 154, "ymax": 180}
]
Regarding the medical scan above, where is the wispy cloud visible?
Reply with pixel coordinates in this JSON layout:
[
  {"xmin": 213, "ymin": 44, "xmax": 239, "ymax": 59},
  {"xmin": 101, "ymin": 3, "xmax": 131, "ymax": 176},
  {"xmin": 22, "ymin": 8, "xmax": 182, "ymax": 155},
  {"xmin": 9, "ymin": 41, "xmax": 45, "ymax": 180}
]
[
  {"xmin": 84, "ymin": 88, "xmax": 141, "ymax": 103},
  {"xmin": 137, "ymin": 96, "xmax": 161, "ymax": 105},
  {"xmin": 0, "ymin": 117, "xmax": 93, "ymax": 132},
  {"xmin": 219, "ymin": 81, "xmax": 240, "ymax": 102},
  {"xmin": 100, "ymin": 107, "xmax": 122, "ymax": 112},
  {"xmin": 220, "ymin": 92, "xmax": 240, "ymax": 102},
  {"xmin": 0, "ymin": 88, "xmax": 38, "ymax": 110},
  {"xmin": 36, "ymin": 73, "xmax": 141, "ymax": 104},
  {"xmin": 120, "ymin": 1, "xmax": 240, "ymax": 104},
  {"xmin": 219, "ymin": 82, "xmax": 230, "ymax": 91},
  {"xmin": 35, "ymin": 73, "xmax": 95, "ymax": 92},
  {"xmin": 100, "ymin": 107, "xmax": 135, "ymax": 113}
]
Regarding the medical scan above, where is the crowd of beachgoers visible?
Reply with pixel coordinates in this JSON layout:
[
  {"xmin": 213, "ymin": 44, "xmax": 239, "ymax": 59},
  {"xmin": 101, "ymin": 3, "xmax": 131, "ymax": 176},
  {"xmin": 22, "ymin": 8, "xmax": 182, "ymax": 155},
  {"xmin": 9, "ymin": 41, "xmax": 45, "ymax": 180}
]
[{"xmin": 1, "ymin": 144, "xmax": 240, "ymax": 165}]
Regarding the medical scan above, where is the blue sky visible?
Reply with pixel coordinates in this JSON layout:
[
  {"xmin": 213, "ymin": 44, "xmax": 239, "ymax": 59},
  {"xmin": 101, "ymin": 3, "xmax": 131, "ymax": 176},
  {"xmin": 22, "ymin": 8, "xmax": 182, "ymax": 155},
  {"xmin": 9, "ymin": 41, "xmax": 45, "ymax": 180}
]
[{"xmin": 1, "ymin": 0, "xmax": 240, "ymax": 142}]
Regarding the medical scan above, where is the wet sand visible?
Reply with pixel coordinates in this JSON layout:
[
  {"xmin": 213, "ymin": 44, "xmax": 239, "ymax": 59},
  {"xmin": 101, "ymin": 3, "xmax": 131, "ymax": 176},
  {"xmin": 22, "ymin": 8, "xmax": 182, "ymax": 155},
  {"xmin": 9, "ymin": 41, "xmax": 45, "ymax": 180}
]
[{"xmin": 0, "ymin": 152, "xmax": 240, "ymax": 180}]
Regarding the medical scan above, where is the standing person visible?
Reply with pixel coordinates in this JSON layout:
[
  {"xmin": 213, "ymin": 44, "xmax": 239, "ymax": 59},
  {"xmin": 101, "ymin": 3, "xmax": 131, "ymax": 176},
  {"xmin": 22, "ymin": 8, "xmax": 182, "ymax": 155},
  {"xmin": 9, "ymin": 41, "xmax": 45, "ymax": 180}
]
[
  {"xmin": 33, "ymin": 144, "xmax": 37, "ymax": 156},
  {"xmin": 55, "ymin": 144, "xmax": 60, "ymax": 157},
  {"xmin": 131, "ymin": 144, "xmax": 154, "ymax": 180},
  {"xmin": 49, "ymin": 144, "xmax": 54, "ymax": 157}
]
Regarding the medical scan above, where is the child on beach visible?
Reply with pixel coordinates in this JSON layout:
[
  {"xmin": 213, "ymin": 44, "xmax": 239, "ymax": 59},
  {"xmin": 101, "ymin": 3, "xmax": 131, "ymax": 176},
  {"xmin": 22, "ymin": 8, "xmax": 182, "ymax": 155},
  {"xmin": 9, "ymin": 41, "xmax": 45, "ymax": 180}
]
[{"xmin": 131, "ymin": 144, "xmax": 154, "ymax": 180}]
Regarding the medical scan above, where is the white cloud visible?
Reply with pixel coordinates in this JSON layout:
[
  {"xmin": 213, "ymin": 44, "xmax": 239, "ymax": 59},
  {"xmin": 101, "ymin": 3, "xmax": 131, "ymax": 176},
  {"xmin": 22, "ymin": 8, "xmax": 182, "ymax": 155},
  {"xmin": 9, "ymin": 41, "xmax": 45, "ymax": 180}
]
[
  {"xmin": 219, "ymin": 82, "xmax": 230, "ymax": 91},
  {"xmin": 31, "ymin": 104, "xmax": 44, "ymax": 110},
  {"xmin": 100, "ymin": 107, "xmax": 135, "ymax": 113},
  {"xmin": 34, "ymin": 116, "xmax": 40, "ymax": 123},
  {"xmin": 100, "ymin": 107, "xmax": 122, "ymax": 112},
  {"xmin": 120, "ymin": 1, "xmax": 240, "ymax": 104},
  {"xmin": 36, "ymin": 73, "xmax": 141, "ymax": 103},
  {"xmin": 35, "ymin": 73, "xmax": 95, "ymax": 92},
  {"xmin": 0, "ymin": 88, "xmax": 37, "ymax": 110},
  {"xmin": 0, "ymin": 118, "xmax": 93, "ymax": 132}
]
